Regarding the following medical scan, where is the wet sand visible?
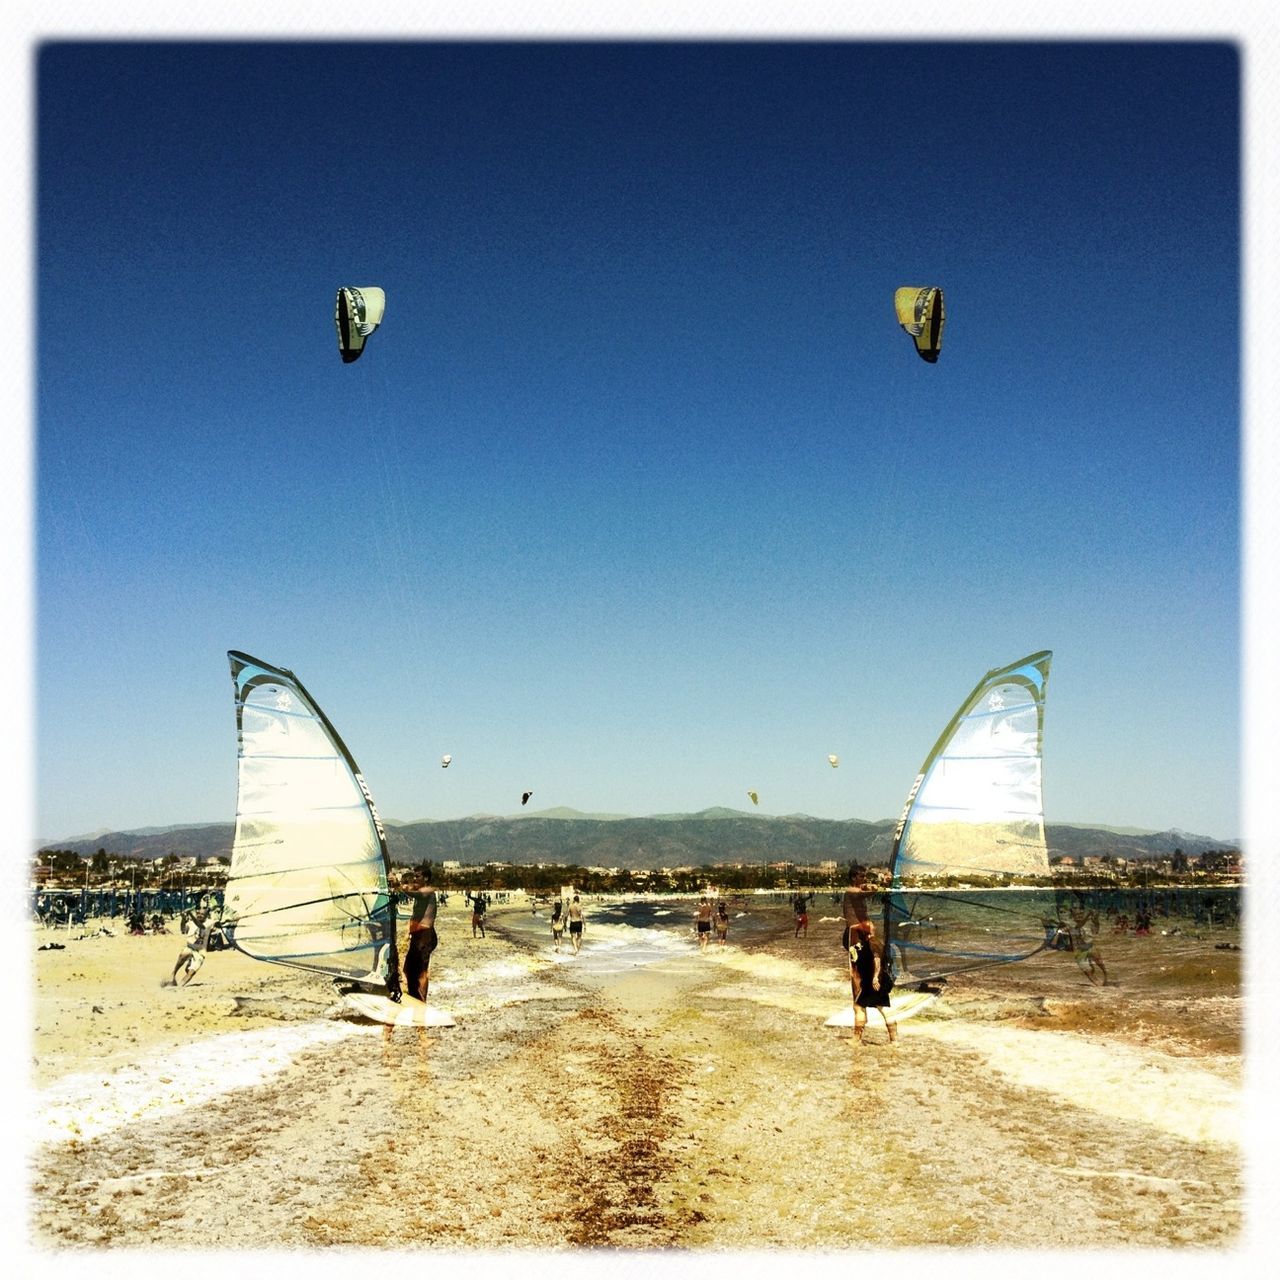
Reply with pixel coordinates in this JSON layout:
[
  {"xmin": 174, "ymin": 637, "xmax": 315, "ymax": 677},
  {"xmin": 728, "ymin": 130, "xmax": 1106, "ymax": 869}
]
[{"xmin": 24, "ymin": 898, "xmax": 1244, "ymax": 1258}]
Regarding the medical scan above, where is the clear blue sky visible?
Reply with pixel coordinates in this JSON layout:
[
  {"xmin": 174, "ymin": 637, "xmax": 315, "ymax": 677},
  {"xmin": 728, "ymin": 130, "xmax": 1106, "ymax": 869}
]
[{"xmin": 34, "ymin": 40, "xmax": 1240, "ymax": 841}]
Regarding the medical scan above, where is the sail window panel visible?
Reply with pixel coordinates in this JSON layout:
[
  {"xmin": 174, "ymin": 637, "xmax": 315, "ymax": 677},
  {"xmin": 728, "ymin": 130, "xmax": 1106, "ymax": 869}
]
[
  {"xmin": 901, "ymin": 816, "xmax": 1047, "ymax": 877},
  {"xmin": 227, "ymin": 876, "xmax": 385, "ymax": 928},
  {"xmin": 918, "ymin": 750, "xmax": 1042, "ymax": 805},
  {"xmin": 240, "ymin": 696, "xmax": 343, "ymax": 760},
  {"xmin": 231, "ymin": 913, "xmax": 383, "ymax": 972},
  {"xmin": 235, "ymin": 754, "xmax": 366, "ymax": 817},
  {"xmin": 946, "ymin": 699, "xmax": 1040, "ymax": 760},
  {"xmin": 231, "ymin": 812, "xmax": 380, "ymax": 877}
]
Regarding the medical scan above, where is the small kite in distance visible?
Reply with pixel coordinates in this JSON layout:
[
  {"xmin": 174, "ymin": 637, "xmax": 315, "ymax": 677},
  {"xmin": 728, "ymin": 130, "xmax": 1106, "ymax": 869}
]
[
  {"xmin": 335, "ymin": 286, "xmax": 385, "ymax": 363},
  {"xmin": 828, "ymin": 754, "xmax": 840, "ymax": 768},
  {"xmin": 747, "ymin": 790, "xmax": 759, "ymax": 806},
  {"xmin": 522, "ymin": 791, "xmax": 533, "ymax": 806},
  {"xmin": 894, "ymin": 286, "xmax": 944, "ymax": 362},
  {"xmin": 441, "ymin": 754, "xmax": 452, "ymax": 769}
]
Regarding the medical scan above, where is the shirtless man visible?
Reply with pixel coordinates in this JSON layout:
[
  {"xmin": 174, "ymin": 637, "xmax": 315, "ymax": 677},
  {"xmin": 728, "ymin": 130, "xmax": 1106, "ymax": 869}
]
[
  {"xmin": 403, "ymin": 873, "xmax": 439, "ymax": 1000},
  {"xmin": 567, "ymin": 895, "xmax": 585, "ymax": 954},
  {"xmin": 695, "ymin": 897, "xmax": 714, "ymax": 950}
]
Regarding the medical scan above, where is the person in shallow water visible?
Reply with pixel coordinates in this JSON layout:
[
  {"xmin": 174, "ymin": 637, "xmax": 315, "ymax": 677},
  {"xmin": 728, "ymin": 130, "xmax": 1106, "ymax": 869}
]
[
  {"xmin": 850, "ymin": 920, "xmax": 897, "ymax": 1043},
  {"xmin": 695, "ymin": 897, "xmax": 714, "ymax": 949},
  {"xmin": 163, "ymin": 907, "xmax": 210, "ymax": 987},
  {"xmin": 567, "ymin": 895, "xmax": 584, "ymax": 954},
  {"xmin": 550, "ymin": 899, "xmax": 565, "ymax": 952},
  {"xmin": 714, "ymin": 899, "xmax": 729, "ymax": 945},
  {"xmin": 403, "ymin": 873, "xmax": 439, "ymax": 1000}
]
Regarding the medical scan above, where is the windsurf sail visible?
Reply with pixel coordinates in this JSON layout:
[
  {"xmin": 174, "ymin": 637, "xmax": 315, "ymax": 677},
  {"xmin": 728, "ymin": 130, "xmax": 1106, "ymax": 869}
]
[
  {"xmin": 884, "ymin": 651, "xmax": 1053, "ymax": 985},
  {"xmin": 223, "ymin": 651, "xmax": 400, "ymax": 997}
]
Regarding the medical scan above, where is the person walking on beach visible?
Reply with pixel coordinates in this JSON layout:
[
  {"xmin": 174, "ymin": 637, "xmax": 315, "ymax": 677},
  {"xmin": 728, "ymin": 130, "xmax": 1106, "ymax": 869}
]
[
  {"xmin": 163, "ymin": 906, "xmax": 211, "ymax": 987},
  {"xmin": 850, "ymin": 920, "xmax": 897, "ymax": 1043},
  {"xmin": 403, "ymin": 873, "xmax": 439, "ymax": 1001},
  {"xmin": 550, "ymin": 899, "xmax": 565, "ymax": 952},
  {"xmin": 471, "ymin": 892, "xmax": 487, "ymax": 938},
  {"xmin": 695, "ymin": 897, "xmax": 714, "ymax": 950},
  {"xmin": 714, "ymin": 900, "xmax": 729, "ymax": 945},
  {"xmin": 793, "ymin": 891, "xmax": 812, "ymax": 938},
  {"xmin": 1068, "ymin": 897, "xmax": 1108, "ymax": 986},
  {"xmin": 567, "ymin": 894, "xmax": 585, "ymax": 954}
]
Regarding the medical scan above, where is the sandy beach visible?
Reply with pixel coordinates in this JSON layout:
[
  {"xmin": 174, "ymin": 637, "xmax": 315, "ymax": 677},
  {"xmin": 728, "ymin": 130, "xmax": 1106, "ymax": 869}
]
[{"xmin": 24, "ymin": 895, "xmax": 1243, "ymax": 1256}]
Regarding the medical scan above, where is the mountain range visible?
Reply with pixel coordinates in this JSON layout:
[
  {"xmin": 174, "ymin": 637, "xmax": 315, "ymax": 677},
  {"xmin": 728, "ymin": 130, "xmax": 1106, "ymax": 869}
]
[{"xmin": 36, "ymin": 809, "xmax": 1240, "ymax": 868}]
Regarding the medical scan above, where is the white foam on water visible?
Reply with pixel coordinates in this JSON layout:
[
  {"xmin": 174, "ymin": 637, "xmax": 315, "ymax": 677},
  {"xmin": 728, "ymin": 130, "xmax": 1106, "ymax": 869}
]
[
  {"xmin": 470, "ymin": 956, "xmax": 545, "ymax": 981},
  {"xmin": 34, "ymin": 1019, "xmax": 377, "ymax": 1147},
  {"xmin": 912, "ymin": 1021, "xmax": 1241, "ymax": 1147},
  {"xmin": 579, "ymin": 922, "xmax": 695, "ymax": 953}
]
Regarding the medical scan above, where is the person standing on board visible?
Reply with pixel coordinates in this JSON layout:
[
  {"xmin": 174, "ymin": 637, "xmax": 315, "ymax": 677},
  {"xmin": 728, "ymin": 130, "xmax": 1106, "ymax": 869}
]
[
  {"xmin": 550, "ymin": 898, "xmax": 565, "ymax": 952},
  {"xmin": 471, "ymin": 891, "xmax": 487, "ymax": 938},
  {"xmin": 851, "ymin": 920, "xmax": 897, "ymax": 1043},
  {"xmin": 163, "ymin": 906, "xmax": 211, "ymax": 987},
  {"xmin": 567, "ymin": 894, "xmax": 585, "ymax": 954},
  {"xmin": 403, "ymin": 873, "xmax": 439, "ymax": 1001}
]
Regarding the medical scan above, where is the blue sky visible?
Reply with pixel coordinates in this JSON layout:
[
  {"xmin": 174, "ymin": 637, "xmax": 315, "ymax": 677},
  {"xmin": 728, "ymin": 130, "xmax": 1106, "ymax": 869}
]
[{"xmin": 34, "ymin": 40, "xmax": 1241, "ymax": 840}]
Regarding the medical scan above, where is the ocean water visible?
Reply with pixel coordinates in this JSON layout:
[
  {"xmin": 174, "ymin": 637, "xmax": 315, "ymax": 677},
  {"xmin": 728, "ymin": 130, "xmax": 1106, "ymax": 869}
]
[{"xmin": 499, "ymin": 894, "xmax": 793, "ymax": 976}]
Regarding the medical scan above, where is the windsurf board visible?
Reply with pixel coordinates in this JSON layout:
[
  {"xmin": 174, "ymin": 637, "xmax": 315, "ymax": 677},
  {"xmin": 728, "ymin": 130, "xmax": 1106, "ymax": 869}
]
[
  {"xmin": 824, "ymin": 989, "xmax": 937, "ymax": 1026},
  {"xmin": 342, "ymin": 991, "xmax": 456, "ymax": 1027}
]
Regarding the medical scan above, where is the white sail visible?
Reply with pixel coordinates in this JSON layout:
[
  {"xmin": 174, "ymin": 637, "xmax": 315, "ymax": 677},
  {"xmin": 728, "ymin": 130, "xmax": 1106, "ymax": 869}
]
[
  {"xmin": 224, "ymin": 651, "xmax": 396, "ymax": 988},
  {"xmin": 885, "ymin": 651, "xmax": 1054, "ymax": 984},
  {"xmin": 891, "ymin": 651, "xmax": 1051, "ymax": 881}
]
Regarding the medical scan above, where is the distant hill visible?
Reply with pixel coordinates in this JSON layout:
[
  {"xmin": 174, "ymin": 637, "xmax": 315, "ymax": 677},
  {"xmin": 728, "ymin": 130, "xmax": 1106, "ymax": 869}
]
[{"xmin": 35, "ymin": 811, "xmax": 1238, "ymax": 869}]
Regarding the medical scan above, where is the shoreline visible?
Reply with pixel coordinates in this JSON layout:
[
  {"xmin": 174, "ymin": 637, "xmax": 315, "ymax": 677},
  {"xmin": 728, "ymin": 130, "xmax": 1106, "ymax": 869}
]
[{"xmin": 27, "ymin": 897, "xmax": 1243, "ymax": 1251}]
